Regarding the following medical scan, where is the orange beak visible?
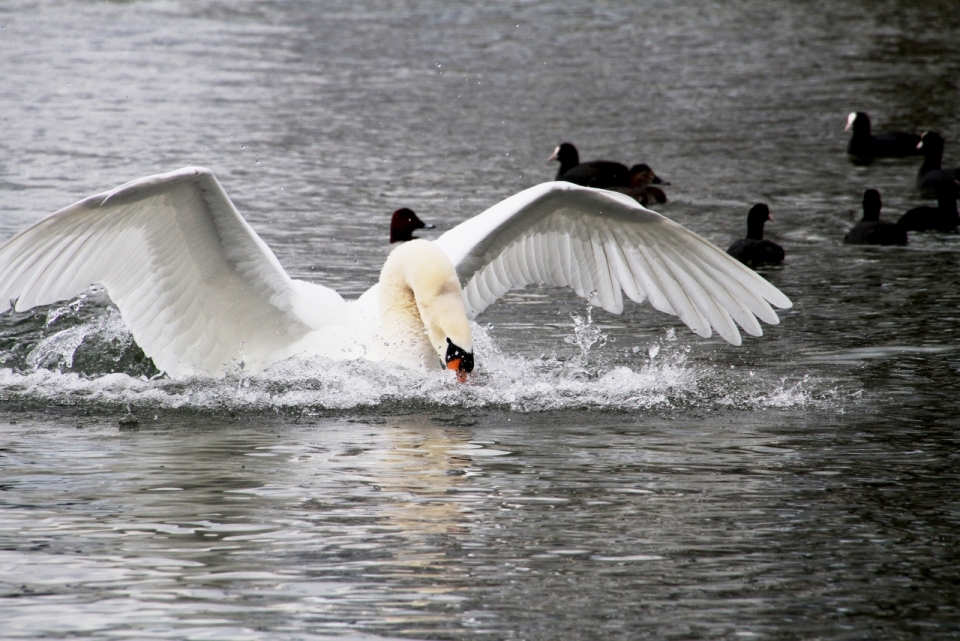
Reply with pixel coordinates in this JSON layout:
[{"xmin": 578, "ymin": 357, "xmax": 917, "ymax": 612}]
[{"xmin": 447, "ymin": 358, "xmax": 469, "ymax": 383}]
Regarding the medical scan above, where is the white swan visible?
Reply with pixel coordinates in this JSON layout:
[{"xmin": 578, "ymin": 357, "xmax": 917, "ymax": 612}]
[{"xmin": 0, "ymin": 167, "xmax": 792, "ymax": 379}]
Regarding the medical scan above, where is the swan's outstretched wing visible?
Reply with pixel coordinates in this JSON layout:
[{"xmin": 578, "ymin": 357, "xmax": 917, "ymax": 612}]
[
  {"xmin": 433, "ymin": 182, "xmax": 792, "ymax": 345},
  {"xmin": 0, "ymin": 167, "xmax": 343, "ymax": 377}
]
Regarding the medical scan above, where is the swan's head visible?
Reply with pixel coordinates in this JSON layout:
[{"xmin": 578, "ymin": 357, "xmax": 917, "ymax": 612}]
[
  {"xmin": 379, "ymin": 240, "xmax": 474, "ymax": 381},
  {"xmin": 444, "ymin": 337, "xmax": 474, "ymax": 383},
  {"xmin": 390, "ymin": 208, "xmax": 435, "ymax": 244}
]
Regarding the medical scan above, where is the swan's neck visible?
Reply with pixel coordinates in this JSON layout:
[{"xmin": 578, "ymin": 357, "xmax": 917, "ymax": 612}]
[
  {"xmin": 378, "ymin": 267, "xmax": 431, "ymax": 365},
  {"xmin": 377, "ymin": 240, "xmax": 472, "ymax": 369}
]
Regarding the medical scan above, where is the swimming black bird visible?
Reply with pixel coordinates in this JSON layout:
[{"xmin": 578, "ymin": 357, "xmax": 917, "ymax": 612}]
[
  {"xmin": 897, "ymin": 181, "xmax": 960, "ymax": 233},
  {"xmin": 548, "ymin": 143, "xmax": 667, "ymax": 190},
  {"xmin": 727, "ymin": 204, "xmax": 784, "ymax": 267},
  {"xmin": 844, "ymin": 189, "xmax": 907, "ymax": 245},
  {"xmin": 915, "ymin": 131, "xmax": 960, "ymax": 199},
  {"xmin": 844, "ymin": 112, "xmax": 921, "ymax": 163}
]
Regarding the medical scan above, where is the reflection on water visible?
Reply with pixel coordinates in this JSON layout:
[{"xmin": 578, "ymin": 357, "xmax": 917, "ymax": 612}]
[
  {"xmin": 1, "ymin": 0, "xmax": 960, "ymax": 637},
  {"xmin": 0, "ymin": 417, "xmax": 486, "ymax": 637},
  {"xmin": 3, "ymin": 411, "xmax": 957, "ymax": 638}
]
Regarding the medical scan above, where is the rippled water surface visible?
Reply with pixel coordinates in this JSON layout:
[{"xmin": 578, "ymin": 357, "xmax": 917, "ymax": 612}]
[{"xmin": 1, "ymin": 0, "xmax": 959, "ymax": 638}]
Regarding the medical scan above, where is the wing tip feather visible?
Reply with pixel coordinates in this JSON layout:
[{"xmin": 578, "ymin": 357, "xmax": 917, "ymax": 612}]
[{"xmin": 100, "ymin": 166, "xmax": 214, "ymax": 208}]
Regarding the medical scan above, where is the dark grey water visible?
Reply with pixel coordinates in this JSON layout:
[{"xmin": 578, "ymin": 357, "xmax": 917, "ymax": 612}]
[{"xmin": 1, "ymin": 0, "xmax": 959, "ymax": 638}]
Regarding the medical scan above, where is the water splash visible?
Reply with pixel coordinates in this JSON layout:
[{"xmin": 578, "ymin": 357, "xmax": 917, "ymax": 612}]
[
  {"xmin": 23, "ymin": 307, "xmax": 157, "ymax": 378},
  {"xmin": 0, "ymin": 299, "xmax": 826, "ymax": 414},
  {"xmin": 1, "ymin": 286, "xmax": 158, "ymax": 378},
  {"xmin": 563, "ymin": 304, "xmax": 607, "ymax": 366}
]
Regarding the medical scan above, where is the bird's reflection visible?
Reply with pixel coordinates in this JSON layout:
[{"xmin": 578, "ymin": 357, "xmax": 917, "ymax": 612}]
[{"xmin": 365, "ymin": 416, "xmax": 477, "ymax": 536}]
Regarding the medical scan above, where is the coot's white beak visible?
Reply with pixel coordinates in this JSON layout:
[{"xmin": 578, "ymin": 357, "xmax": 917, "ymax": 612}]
[{"xmin": 843, "ymin": 112, "xmax": 856, "ymax": 132}]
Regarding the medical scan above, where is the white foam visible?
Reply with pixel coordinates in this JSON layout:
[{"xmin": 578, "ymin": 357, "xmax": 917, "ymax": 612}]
[{"xmin": 0, "ymin": 315, "xmax": 822, "ymax": 412}]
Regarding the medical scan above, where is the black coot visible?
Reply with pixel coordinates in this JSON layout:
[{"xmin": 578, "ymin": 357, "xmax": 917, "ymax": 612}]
[
  {"xmin": 915, "ymin": 131, "xmax": 960, "ymax": 198},
  {"xmin": 844, "ymin": 112, "xmax": 921, "ymax": 163},
  {"xmin": 548, "ymin": 142, "xmax": 630, "ymax": 187},
  {"xmin": 727, "ymin": 204, "xmax": 784, "ymax": 267},
  {"xmin": 898, "ymin": 181, "xmax": 960, "ymax": 233},
  {"xmin": 549, "ymin": 142, "xmax": 670, "ymax": 191},
  {"xmin": 844, "ymin": 189, "xmax": 907, "ymax": 245}
]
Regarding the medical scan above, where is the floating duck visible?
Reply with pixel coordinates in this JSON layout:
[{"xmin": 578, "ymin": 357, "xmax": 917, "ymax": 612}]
[{"xmin": 610, "ymin": 163, "xmax": 669, "ymax": 206}]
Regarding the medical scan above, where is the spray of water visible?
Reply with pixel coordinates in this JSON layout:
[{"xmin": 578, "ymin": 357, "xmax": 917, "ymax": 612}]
[
  {"xmin": 0, "ymin": 296, "xmax": 828, "ymax": 414},
  {"xmin": 563, "ymin": 304, "xmax": 607, "ymax": 368}
]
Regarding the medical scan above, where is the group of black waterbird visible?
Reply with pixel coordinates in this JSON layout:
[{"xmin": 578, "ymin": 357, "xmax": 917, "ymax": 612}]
[
  {"xmin": 841, "ymin": 112, "xmax": 960, "ymax": 249},
  {"xmin": 543, "ymin": 112, "xmax": 960, "ymax": 270},
  {"xmin": 391, "ymin": 118, "xmax": 959, "ymax": 267}
]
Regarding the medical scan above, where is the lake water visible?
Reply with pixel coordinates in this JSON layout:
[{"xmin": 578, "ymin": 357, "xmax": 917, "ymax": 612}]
[{"xmin": 1, "ymin": 1, "xmax": 959, "ymax": 638}]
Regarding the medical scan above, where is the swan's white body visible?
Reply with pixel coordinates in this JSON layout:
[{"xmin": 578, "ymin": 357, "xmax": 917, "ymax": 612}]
[{"xmin": 0, "ymin": 167, "xmax": 792, "ymax": 378}]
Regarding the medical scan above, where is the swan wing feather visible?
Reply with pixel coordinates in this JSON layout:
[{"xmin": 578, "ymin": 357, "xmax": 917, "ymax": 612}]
[
  {"xmin": 434, "ymin": 182, "xmax": 791, "ymax": 344},
  {"xmin": 0, "ymin": 167, "xmax": 343, "ymax": 377}
]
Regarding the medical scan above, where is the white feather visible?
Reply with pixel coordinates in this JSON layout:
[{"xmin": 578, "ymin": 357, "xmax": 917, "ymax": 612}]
[
  {"xmin": 434, "ymin": 181, "xmax": 792, "ymax": 341},
  {"xmin": 0, "ymin": 168, "xmax": 343, "ymax": 377}
]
